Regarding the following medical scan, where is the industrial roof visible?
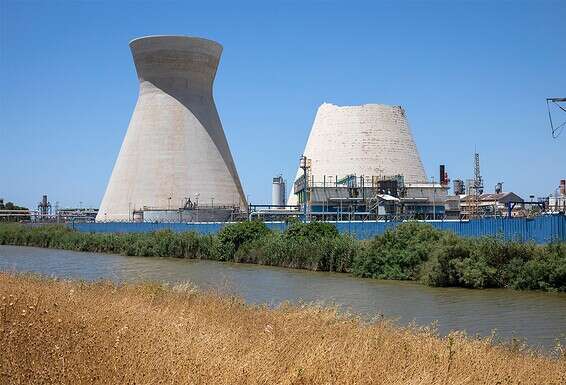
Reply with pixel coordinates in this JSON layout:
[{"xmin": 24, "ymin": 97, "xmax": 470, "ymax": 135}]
[
  {"xmin": 480, "ymin": 192, "xmax": 524, "ymax": 202},
  {"xmin": 461, "ymin": 192, "xmax": 524, "ymax": 203}
]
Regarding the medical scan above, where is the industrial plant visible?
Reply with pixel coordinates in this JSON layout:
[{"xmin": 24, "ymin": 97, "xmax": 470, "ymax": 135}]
[
  {"xmin": 3, "ymin": 35, "xmax": 563, "ymax": 229},
  {"xmin": 83, "ymin": 35, "xmax": 561, "ymax": 225}
]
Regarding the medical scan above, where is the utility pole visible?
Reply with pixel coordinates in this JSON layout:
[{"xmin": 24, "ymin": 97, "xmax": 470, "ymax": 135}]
[{"xmin": 299, "ymin": 155, "xmax": 311, "ymax": 223}]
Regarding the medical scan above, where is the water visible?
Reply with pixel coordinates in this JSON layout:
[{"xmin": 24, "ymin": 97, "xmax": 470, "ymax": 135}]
[{"xmin": 1, "ymin": 245, "xmax": 565, "ymax": 349}]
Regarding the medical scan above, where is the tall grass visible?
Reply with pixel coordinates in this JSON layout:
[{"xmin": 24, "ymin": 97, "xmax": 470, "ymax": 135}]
[
  {"xmin": 1, "ymin": 222, "xmax": 564, "ymax": 291},
  {"xmin": 1, "ymin": 273, "xmax": 564, "ymax": 385}
]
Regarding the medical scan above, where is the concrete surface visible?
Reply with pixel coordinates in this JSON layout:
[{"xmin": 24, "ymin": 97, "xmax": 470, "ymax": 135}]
[
  {"xmin": 289, "ymin": 103, "xmax": 427, "ymax": 204},
  {"xmin": 97, "ymin": 36, "xmax": 246, "ymax": 221}
]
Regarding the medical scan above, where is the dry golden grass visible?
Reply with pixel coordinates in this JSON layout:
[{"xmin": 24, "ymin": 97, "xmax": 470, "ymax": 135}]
[{"xmin": 1, "ymin": 273, "xmax": 564, "ymax": 385}]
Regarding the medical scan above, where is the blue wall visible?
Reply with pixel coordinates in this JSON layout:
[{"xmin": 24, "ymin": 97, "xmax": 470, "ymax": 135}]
[{"xmin": 72, "ymin": 215, "xmax": 566, "ymax": 244}]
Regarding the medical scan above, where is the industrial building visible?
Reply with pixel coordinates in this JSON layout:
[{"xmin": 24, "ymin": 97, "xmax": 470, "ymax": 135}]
[
  {"xmin": 288, "ymin": 103, "xmax": 427, "ymax": 205},
  {"xmin": 280, "ymin": 103, "xmax": 449, "ymax": 220},
  {"xmin": 460, "ymin": 192, "xmax": 524, "ymax": 218},
  {"xmin": 87, "ymin": 37, "xmax": 561, "ymax": 225},
  {"xmin": 57, "ymin": 207, "xmax": 99, "ymax": 222},
  {"xmin": 288, "ymin": 170, "xmax": 448, "ymax": 221},
  {"xmin": 547, "ymin": 179, "xmax": 566, "ymax": 213},
  {"xmin": 96, "ymin": 36, "xmax": 246, "ymax": 222}
]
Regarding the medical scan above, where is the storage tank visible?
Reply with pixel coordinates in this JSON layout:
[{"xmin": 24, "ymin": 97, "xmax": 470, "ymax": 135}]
[
  {"xmin": 288, "ymin": 103, "xmax": 427, "ymax": 204},
  {"xmin": 453, "ymin": 179, "xmax": 465, "ymax": 195},
  {"xmin": 495, "ymin": 182, "xmax": 503, "ymax": 194},
  {"xmin": 272, "ymin": 175, "xmax": 286, "ymax": 207},
  {"xmin": 96, "ymin": 36, "xmax": 246, "ymax": 221}
]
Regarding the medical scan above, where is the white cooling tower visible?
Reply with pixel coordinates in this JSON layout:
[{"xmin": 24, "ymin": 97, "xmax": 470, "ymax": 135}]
[
  {"xmin": 96, "ymin": 36, "xmax": 246, "ymax": 221},
  {"xmin": 289, "ymin": 103, "xmax": 426, "ymax": 204}
]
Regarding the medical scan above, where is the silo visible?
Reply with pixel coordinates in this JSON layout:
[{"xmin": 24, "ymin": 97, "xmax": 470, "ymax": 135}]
[
  {"xmin": 272, "ymin": 175, "xmax": 286, "ymax": 207},
  {"xmin": 453, "ymin": 179, "xmax": 465, "ymax": 195},
  {"xmin": 96, "ymin": 36, "xmax": 246, "ymax": 221},
  {"xmin": 288, "ymin": 103, "xmax": 427, "ymax": 204}
]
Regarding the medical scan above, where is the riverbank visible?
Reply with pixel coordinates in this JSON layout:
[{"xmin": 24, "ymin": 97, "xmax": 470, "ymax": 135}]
[
  {"xmin": 1, "ymin": 222, "xmax": 565, "ymax": 291},
  {"xmin": 2, "ymin": 273, "xmax": 564, "ymax": 385}
]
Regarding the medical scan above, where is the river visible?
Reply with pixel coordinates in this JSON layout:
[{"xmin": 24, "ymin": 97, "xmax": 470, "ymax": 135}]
[{"xmin": 1, "ymin": 245, "xmax": 565, "ymax": 349}]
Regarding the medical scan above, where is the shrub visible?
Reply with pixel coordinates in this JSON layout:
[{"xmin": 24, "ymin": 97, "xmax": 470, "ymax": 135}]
[
  {"xmin": 326, "ymin": 235, "xmax": 359, "ymax": 273},
  {"xmin": 509, "ymin": 242, "xmax": 566, "ymax": 291},
  {"xmin": 233, "ymin": 231, "xmax": 359, "ymax": 272},
  {"xmin": 420, "ymin": 236, "xmax": 564, "ymax": 290},
  {"xmin": 352, "ymin": 222, "xmax": 444, "ymax": 280},
  {"xmin": 419, "ymin": 232, "xmax": 472, "ymax": 287},
  {"xmin": 284, "ymin": 220, "xmax": 338, "ymax": 241},
  {"xmin": 216, "ymin": 221, "xmax": 271, "ymax": 261}
]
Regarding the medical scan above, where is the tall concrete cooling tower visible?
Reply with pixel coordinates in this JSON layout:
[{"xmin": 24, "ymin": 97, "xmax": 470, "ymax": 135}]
[
  {"xmin": 289, "ymin": 103, "xmax": 426, "ymax": 204},
  {"xmin": 96, "ymin": 36, "xmax": 246, "ymax": 221}
]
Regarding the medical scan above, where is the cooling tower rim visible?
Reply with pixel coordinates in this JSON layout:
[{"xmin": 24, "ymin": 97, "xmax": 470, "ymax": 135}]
[
  {"xmin": 129, "ymin": 35, "xmax": 223, "ymax": 54},
  {"xmin": 319, "ymin": 102, "xmax": 404, "ymax": 110}
]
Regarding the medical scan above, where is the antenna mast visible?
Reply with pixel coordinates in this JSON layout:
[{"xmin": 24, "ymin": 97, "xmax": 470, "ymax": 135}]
[
  {"xmin": 467, "ymin": 152, "xmax": 483, "ymax": 218},
  {"xmin": 474, "ymin": 152, "xmax": 483, "ymax": 195},
  {"xmin": 547, "ymin": 97, "xmax": 566, "ymax": 138}
]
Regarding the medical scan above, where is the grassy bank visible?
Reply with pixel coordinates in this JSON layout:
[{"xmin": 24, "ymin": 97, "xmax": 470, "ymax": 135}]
[
  {"xmin": 1, "ymin": 273, "xmax": 564, "ymax": 385},
  {"xmin": 1, "ymin": 221, "xmax": 565, "ymax": 291}
]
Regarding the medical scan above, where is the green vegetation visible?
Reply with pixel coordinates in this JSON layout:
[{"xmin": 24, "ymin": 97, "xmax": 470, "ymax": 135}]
[{"xmin": 0, "ymin": 222, "xmax": 564, "ymax": 291}]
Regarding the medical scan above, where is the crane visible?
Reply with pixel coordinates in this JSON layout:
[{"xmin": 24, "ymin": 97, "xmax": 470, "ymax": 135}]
[{"xmin": 546, "ymin": 97, "xmax": 566, "ymax": 138}]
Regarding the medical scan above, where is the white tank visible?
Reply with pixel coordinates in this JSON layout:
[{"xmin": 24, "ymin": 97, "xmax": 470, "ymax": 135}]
[
  {"xmin": 272, "ymin": 176, "xmax": 286, "ymax": 207},
  {"xmin": 289, "ymin": 103, "xmax": 426, "ymax": 204},
  {"xmin": 96, "ymin": 36, "xmax": 246, "ymax": 221}
]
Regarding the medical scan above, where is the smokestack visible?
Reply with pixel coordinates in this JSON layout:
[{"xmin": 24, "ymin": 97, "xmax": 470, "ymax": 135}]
[
  {"xmin": 439, "ymin": 165, "xmax": 446, "ymax": 185},
  {"xmin": 560, "ymin": 179, "xmax": 566, "ymax": 196}
]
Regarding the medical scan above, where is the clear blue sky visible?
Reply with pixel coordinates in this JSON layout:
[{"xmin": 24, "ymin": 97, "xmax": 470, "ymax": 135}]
[{"xmin": 1, "ymin": 0, "xmax": 565, "ymax": 209}]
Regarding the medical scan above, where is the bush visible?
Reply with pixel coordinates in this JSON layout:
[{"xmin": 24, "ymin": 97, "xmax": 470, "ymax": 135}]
[
  {"xmin": 232, "ymin": 229, "xmax": 359, "ymax": 272},
  {"xmin": 420, "ymin": 236, "xmax": 565, "ymax": 290},
  {"xmin": 419, "ymin": 232, "xmax": 472, "ymax": 287},
  {"xmin": 509, "ymin": 242, "xmax": 566, "ymax": 291},
  {"xmin": 326, "ymin": 235, "xmax": 359, "ymax": 273},
  {"xmin": 352, "ymin": 222, "xmax": 443, "ymax": 280},
  {"xmin": 284, "ymin": 220, "xmax": 338, "ymax": 241},
  {"xmin": 216, "ymin": 221, "xmax": 271, "ymax": 261}
]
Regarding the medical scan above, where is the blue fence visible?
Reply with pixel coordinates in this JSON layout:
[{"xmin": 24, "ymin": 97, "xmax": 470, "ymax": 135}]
[{"xmin": 72, "ymin": 214, "xmax": 566, "ymax": 244}]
